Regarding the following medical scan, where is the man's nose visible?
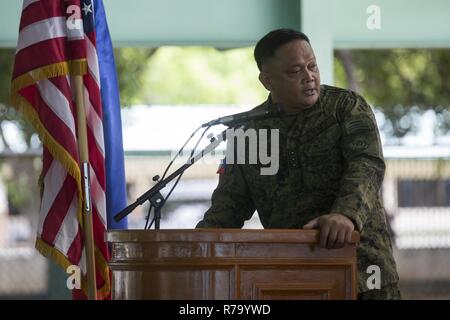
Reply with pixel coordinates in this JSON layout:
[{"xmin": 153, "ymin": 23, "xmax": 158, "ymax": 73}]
[{"xmin": 303, "ymin": 69, "xmax": 314, "ymax": 83}]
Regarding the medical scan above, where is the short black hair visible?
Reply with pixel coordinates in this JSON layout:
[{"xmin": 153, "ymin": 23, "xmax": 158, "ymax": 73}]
[{"xmin": 254, "ymin": 29, "xmax": 310, "ymax": 71}]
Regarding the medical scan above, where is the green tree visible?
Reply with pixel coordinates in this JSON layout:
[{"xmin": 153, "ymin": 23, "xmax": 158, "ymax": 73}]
[
  {"xmin": 335, "ymin": 49, "xmax": 450, "ymax": 136},
  {"xmin": 0, "ymin": 49, "xmax": 36, "ymax": 150},
  {"xmin": 3, "ymin": 47, "xmax": 450, "ymax": 141},
  {"xmin": 114, "ymin": 47, "xmax": 158, "ymax": 106},
  {"xmin": 143, "ymin": 46, "xmax": 267, "ymax": 105}
]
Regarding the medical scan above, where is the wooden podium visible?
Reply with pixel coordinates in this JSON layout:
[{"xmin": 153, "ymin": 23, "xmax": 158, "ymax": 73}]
[{"xmin": 106, "ymin": 229, "xmax": 359, "ymax": 300}]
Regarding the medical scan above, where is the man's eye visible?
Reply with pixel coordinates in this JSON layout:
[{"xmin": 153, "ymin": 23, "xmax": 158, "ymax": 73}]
[{"xmin": 310, "ymin": 64, "xmax": 318, "ymax": 70}]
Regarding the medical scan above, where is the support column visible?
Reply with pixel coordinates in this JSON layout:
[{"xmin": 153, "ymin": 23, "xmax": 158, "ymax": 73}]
[{"xmin": 301, "ymin": 0, "xmax": 334, "ymax": 85}]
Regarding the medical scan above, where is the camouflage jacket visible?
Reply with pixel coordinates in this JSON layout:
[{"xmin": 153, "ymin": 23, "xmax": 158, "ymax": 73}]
[{"xmin": 196, "ymin": 85, "xmax": 399, "ymax": 293}]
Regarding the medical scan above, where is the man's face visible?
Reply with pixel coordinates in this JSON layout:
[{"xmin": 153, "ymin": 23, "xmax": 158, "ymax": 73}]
[{"xmin": 259, "ymin": 40, "xmax": 321, "ymax": 112}]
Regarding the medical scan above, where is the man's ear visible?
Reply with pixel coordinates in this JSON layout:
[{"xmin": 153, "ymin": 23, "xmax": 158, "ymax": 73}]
[{"xmin": 259, "ymin": 72, "xmax": 272, "ymax": 91}]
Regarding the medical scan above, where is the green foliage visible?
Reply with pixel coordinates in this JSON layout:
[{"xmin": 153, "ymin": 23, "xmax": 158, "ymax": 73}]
[
  {"xmin": 333, "ymin": 55, "xmax": 348, "ymax": 89},
  {"xmin": 334, "ymin": 49, "xmax": 450, "ymax": 108},
  {"xmin": 114, "ymin": 47, "xmax": 158, "ymax": 107},
  {"xmin": 0, "ymin": 49, "xmax": 14, "ymax": 104},
  {"xmin": 0, "ymin": 49, "xmax": 36, "ymax": 149},
  {"xmin": 114, "ymin": 46, "xmax": 268, "ymax": 106},
  {"xmin": 143, "ymin": 47, "xmax": 267, "ymax": 105},
  {"xmin": 334, "ymin": 49, "xmax": 450, "ymax": 136},
  {"xmin": 2, "ymin": 46, "xmax": 450, "ymax": 146},
  {"xmin": 5, "ymin": 173, "xmax": 32, "ymax": 210}
]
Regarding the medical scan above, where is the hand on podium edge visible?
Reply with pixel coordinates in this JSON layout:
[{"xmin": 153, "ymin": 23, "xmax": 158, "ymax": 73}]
[{"xmin": 303, "ymin": 213, "xmax": 355, "ymax": 250}]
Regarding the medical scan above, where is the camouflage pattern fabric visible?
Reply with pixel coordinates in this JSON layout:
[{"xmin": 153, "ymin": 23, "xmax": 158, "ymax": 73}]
[
  {"xmin": 358, "ymin": 283, "xmax": 402, "ymax": 300},
  {"xmin": 196, "ymin": 85, "xmax": 400, "ymax": 294}
]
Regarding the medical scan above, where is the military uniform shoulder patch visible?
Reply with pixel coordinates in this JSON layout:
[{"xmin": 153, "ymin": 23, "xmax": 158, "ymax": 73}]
[
  {"xmin": 350, "ymin": 137, "xmax": 369, "ymax": 151},
  {"xmin": 345, "ymin": 115, "xmax": 375, "ymax": 135}
]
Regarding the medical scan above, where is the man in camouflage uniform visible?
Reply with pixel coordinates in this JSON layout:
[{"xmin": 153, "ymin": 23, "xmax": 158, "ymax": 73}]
[{"xmin": 196, "ymin": 29, "xmax": 400, "ymax": 299}]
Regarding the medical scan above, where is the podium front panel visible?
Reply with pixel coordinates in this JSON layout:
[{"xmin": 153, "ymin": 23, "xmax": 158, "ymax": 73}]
[{"xmin": 106, "ymin": 229, "xmax": 359, "ymax": 300}]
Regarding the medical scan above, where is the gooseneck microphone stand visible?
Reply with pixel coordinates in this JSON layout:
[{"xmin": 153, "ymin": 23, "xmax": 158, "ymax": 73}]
[
  {"xmin": 114, "ymin": 103, "xmax": 283, "ymax": 229},
  {"xmin": 113, "ymin": 129, "xmax": 228, "ymax": 228}
]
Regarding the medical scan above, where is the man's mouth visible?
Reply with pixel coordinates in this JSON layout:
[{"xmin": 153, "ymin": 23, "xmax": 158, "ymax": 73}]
[{"xmin": 303, "ymin": 88, "xmax": 316, "ymax": 96}]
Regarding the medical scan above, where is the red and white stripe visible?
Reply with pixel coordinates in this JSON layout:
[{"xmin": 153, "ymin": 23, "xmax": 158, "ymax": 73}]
[{"xmin": 13, "ymin": 0, "xmax": 108, "ymax": 285}]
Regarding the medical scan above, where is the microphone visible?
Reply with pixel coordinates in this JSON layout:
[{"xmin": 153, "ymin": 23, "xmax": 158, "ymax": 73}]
[{"xmin": 201, "ymin": 104, "xmax": 284, "ymax": 127}]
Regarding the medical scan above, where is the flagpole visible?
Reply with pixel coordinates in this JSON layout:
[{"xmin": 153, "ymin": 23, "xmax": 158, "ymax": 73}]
[{"xmin": 73, "ymin": 74, "xmax": 97, "ymax": 300}]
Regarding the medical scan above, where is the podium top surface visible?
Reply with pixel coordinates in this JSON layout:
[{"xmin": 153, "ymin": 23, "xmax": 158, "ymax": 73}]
[{"xmin": 106, "ymin": 229, "xmax": 360, "ymax": 244}]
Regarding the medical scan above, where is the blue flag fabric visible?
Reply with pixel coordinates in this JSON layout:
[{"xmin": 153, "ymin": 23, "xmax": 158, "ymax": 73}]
[{"xmin": 94, "ymin": 0, "xmax": 128, "ymax": 229}]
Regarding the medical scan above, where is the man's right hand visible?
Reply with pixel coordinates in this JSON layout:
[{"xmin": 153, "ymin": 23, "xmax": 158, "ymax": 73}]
[{"xmin": 303, "ymin": 213, "xmax": 355, "ymax": 249}]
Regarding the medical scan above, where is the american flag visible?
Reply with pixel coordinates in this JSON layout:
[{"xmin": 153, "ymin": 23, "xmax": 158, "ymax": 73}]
[{"xmin": 11, "ymin": 0, "xmax": 110, "ymax": 298}]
